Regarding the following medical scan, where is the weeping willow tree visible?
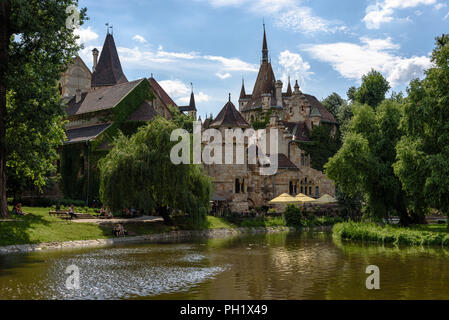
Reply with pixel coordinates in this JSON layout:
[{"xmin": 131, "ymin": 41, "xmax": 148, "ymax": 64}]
[{"xmin": 99, "ymin": 117, "xmax": 212, "ymax": 227}]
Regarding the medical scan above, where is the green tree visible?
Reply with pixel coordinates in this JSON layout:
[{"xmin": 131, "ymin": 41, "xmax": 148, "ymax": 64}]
[
  {"xmin": 299, "ymin": 125, "xmax": 341, "ymax": 172},
  {"xmin": 347, "ymin": 86, "xmax": 356, "ymax": 102},
  {"xmin": 394, "ymin": 34, "xmax": 449, "ymax": 226},
  {"xmin": 99, "ymin": 117, "xmax": 212, "ymax": 227},
  {"xmin": 325, "ymin": 100, "xmax": 413, "ymax": 225},
  {"xmin": 0, "ymin": 0, "xmax": 86, "ymax": 217},
  {"xmin": 354, "ymin": 69, "xmax": 391, "ymax": 109},
  {"xmin": 321, "ymin": 92, "xmax": 346, "ymax": 120},
  {"xmin": 168, "ymin": 105, "xmax": 194, "ymax": 133}
]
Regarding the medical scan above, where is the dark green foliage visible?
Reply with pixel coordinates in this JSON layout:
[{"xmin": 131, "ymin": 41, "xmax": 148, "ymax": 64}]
[
  {"xmin": 299, "ymin": 124, "xmax": 341, "ymax": 171},
  {"xmin": 169, "ymin": 106, "xmax": 194, "ymax": 133},
  {"xmin": 325, "ymin": 100, "xmax": 413, "ymax": 224},
  {"xmin": 394, "ymin": 34, "xmax": 449, "ymax": 223},
  {"xmin": 252, "ymin": 110, "xmax": 272, "ymax": 130},
  {"xmin": 1, "ymin": 1, "xmax": 87, "ymax": 217},
  {"xmin": 333, "ymin": 222, "xmax": 449, "ymax": 247},
  {"xmin": 99, "ymin": 117, "xmax": 212, "ymax": 227},
  {"xmin": 321, "ymin": 92, "xmax": 346, "ymax": 120},
  {"xmin": 354, "ymin": 69, "xmax": 391, "ymax": 109},
  {"xmin": 61, "ymin": 144, "xmax": 87, "ymax": 200},
  {"xmin": 347, "ymin": 86, "xmax": 356, "ymax": 102},
  {"xmin": 284, "ymin": 204, "xmax": 305, "ymax": 227}
]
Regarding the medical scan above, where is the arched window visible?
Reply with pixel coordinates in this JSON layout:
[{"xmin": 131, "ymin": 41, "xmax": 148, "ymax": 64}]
[
  {"xmin": 315, "ymin": 186, "xmax": 319, "ymax": 198},
  {"xmin": 300, "ymin": 180, "xmax": 304, "ymax": 194},
  {"xmin": 241, "ymin": 179, "xmax": 245, "ymax": 194},
  {"xmin": 289, "ymin": 181, "xmax": 294, "ymax": 195},
  {"xmin": 294, "ymin": 182, "xmax": 297, "ymax": 195},
  {"xmin": 235, "ymin": 179, "xmax": 240, "ymax": 194}
]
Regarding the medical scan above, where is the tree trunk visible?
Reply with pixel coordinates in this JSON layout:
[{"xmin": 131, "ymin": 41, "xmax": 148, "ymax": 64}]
[
  {"xmin": 0, "ymin": 0, "xmax": 10, "ymax": 218},
  {"xmin": 157, "ymin": 206, "xmax": 173, "ymax": 226}
]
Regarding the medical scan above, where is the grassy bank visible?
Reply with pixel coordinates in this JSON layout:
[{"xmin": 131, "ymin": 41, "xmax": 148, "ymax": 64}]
[
  {"xmin": 333, "ymin": 221, "xmax": 449, "ymax": 246},
  {"xmin": 0, "ymin": 206, "xmax": 178, "ymax": 246},
  {"xmin": 1, "ymin": 206, "xmax": 341, "ymax": 247}
]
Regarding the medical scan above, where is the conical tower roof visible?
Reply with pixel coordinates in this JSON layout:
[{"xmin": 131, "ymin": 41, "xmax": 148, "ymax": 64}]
[
  {"xmin": 91, "ymin": 33, "xmax": 128, "ymax": 87},
  {"xmin": 210, "ymin": 96, "xmax": 249, "ymax": 128}
]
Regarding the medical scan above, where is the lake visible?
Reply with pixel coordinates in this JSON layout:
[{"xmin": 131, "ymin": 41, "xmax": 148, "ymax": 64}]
[{"xmin": 1, "ymin": 230, "xmax": 449, "ymax": 300}]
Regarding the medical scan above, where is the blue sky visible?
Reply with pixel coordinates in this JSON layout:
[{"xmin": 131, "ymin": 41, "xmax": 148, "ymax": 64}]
[{"xmin": 76, "ymin": 0, "xmax": 448, "ymax": 117}]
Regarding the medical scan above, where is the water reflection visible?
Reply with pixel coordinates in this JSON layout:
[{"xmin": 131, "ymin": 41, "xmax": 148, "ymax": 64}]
[{"xmin": 1, "ymin": 232, "xmax": 449, "ymax": 300}]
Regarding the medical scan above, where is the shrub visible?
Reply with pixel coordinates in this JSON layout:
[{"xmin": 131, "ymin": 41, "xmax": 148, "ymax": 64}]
[{"xmin": 284, "ymin": 204, "xmax": 305, "ymax": 227}]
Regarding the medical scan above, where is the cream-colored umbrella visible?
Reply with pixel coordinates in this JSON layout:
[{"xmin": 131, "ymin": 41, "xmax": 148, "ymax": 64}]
[
  {"xmin": 294, "ymin": 193, "xmax": 316, "ymax": 204},
  {"xmin": 312, "ymin": 194, "xmax": 338, "ymax": 205},
  {"xmin": 269, "ymin": 193, "xmax": 297, "ymax": 204}
]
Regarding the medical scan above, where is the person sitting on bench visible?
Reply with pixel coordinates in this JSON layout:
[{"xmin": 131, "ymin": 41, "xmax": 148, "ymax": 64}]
[
  {"xmin": 67, "ymin": 204, "xmax": 78, "ymax": 220},
  {"xmin": 112, "ymin": 224, "xmax": 127, "ymax": 237},
  {"xmin": 12, "ymin": 203, "xmax": 25, "ymax": 216}
]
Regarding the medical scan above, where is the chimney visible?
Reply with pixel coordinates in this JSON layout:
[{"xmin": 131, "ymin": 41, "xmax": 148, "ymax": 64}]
[
  {"xmin": 275, "ymin": 80, "xmax": 283, "ymax": 107},
  {"xmin": 76, "ymin": 89, "xmax": 82, "ymax": 103},
  {"xmin": 92, "ymin": 48, "xmax": 99, "ymax": 72}
]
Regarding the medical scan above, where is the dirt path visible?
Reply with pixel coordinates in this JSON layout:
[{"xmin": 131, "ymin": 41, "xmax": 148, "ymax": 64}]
[{"xmin": 71, "ymin": 215, "xmax": 164, "ymax": 225}]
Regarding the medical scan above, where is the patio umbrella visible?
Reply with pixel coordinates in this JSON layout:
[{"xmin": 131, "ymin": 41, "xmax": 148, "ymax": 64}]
[
  {"xmin": 312, "ymin": 194, "xmax": 338, "ymax": 205},
  {"xmin": 269, "ymin": 193, "xmax": 297, "ymax": 204},
  {"xmin": 294, "ymin": 193, "xmax": 315, "ymax": 204}
]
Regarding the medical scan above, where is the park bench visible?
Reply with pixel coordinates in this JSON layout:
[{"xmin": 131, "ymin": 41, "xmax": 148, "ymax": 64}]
[
  {"xmin": 49, "ymin": 210, "xmax": 95, "ymax": 220},
  {"xmin": 49, "ymin": 210, "xmax": 67, "ymax": 216}
]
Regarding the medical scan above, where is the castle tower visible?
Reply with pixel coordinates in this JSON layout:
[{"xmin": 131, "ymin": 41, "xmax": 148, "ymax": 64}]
[{"xmin": 91, "ymin": 30, "xmax": 128, "ymax": 88}]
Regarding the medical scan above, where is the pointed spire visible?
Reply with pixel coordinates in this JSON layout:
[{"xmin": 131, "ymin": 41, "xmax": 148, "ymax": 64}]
[
  {"xmin": 262, "ymin": 22, "xmax": 268, "ymax": 63},
  {"xmin": 286, "ymin": 75, "xmax": 292, "ymax": 96},
  {"xmin": 240, "ymin": 77, "xmax": 246, "ymax": 99},
  {"xmin": 189, "ymin": 82, "xmax": 196, "ymax": 110},
  {"xmin": 229, "ymin": 93, "xmax": 231, "ymax": 102},
  {"xmin": 91, "ymin": 31, "xmax": 128, "ymax": 87}
]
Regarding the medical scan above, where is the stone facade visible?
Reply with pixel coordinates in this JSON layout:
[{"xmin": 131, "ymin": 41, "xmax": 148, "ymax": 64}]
[{"xmin": 204, "ymin": 27, "xmax": 337, "ymax": 212}]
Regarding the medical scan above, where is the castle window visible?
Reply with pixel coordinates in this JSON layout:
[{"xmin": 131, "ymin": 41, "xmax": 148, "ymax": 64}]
[
  {"xmin": 289, "ymin": 181, "xmax": 294, "ymax": 195},
  {"xmin": 315, "ymin": 186, "xmax": 319, "ymax": 198},
  {"xmin": 235, "ymin": 179, "xmax": 241, "ymax": 194},
  {"xmin": 241, "ymin": 179, "xmax": 245, "ymax": 194},
  {"xmin": 301, "ymin": 154, "xmax": 305, "ymax": 166}
]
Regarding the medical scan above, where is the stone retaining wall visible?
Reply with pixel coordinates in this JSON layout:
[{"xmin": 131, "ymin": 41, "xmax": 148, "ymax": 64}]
[{"xmin": 0, "ymin": 226, "xmax": 332, "ymax": 255}]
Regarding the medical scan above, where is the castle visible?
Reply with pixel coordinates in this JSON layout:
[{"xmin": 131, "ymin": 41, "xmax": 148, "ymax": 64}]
[
  {"xmin": 57, "ymin": 26, "xmax": 336, "ymax": 210},
  {"xmin": 202, "ymin": 26, "xmax": 336, "ymax": 212}
]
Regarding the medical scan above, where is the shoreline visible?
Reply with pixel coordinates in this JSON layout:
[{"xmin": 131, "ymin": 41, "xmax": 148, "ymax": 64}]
[{"xmin": 0, "ymin": 226, "xmax": 332, "ymax": 255}]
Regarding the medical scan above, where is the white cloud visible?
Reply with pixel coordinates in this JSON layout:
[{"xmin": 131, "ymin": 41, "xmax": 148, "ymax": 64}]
[
  {"xmin": 434, "ymin": 2, "xmax": 447, "ymax": 10},
  {"xmin": 133, "ymin": 35, "xmax": 147, "ymax": 43},
  {"xmin": 444, "ymin": 11, "xmax": 449, "ymax": 19},
  {"xmin": 363, "ymin": 0, "xmax": 437, "ymax": 29},
  {"xmin": 276, "ymin": 6, "xmax": 347, "ymax": 34},
  {"xmin": 159, "ymin": 79, "xmax": 210, "ymax": 105},
  {"xmin": 74, "ymin": 27, "xmax": 99, "ymax": 45},
  {"xmin": 159, "ymin": 80, "xmax": 191, "ymax": 98},
  {"xmin": 198, "ymin": 0, "xmax": 346, "ymax": 34},
  {"xmin": 204, "ymin": 56, "xmax": 258, "ymax": 72},
  {"xmin": 305, "ymin": 37, "xmax": 432, "ymax": 87},
  {"xmin": 278, "ymin": 50, "xmax": 312, "ymax": 88},
  {"xmin": 179, "ymin": 91, "xmax": 210, "ymax": 104},
  {"xmin": 216, "ymin": 72, "xmax": 232, "ymax": 79}
]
